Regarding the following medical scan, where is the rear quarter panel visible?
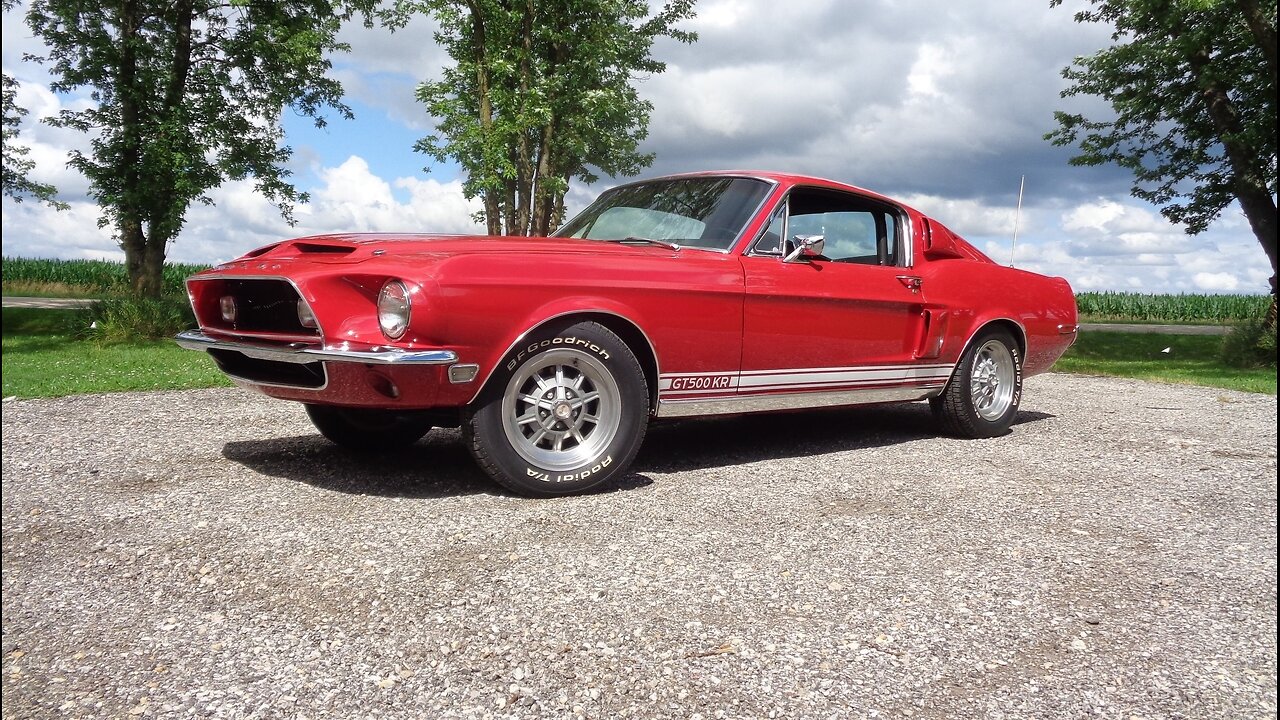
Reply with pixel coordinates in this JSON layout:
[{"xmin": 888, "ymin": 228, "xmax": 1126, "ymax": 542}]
[{"xmin": 919, "ymin": 259, "xmax": 1077, "ymax": 376}]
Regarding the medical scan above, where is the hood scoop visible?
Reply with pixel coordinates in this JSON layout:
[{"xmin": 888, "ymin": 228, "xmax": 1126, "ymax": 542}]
[{"xmin": 291, "ymin": 242, "xmax": 357, "ymax": 255}]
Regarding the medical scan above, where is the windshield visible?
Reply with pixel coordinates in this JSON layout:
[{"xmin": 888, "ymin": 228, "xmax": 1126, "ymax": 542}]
[{"xmin": 555, "ymin": 176, "xmax": 773, "ymax": 251}]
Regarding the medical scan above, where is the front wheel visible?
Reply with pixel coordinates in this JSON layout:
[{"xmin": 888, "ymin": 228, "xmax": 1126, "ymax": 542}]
[
  {"xmin": 304, "ymin": 404, "xmax": 434, "ymax": 451},
  {"xmin": 930, "ymin": 329, "xmax": 1023, "ymax": 438},
  {"xmin": 465, "ymin": 321, "xmax": 649, "ymax": 497}
]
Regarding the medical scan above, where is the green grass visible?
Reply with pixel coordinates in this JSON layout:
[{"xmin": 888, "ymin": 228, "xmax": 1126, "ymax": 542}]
[
  {"xmin": 3, "ymin": 308, "xmax": 1275, "ymax": 399},
  {"xmin": 1054, "ymin": 331, "xmax": 1276, "ymax": 395},
  {"xmin": 2, "ymin": 308, "xmax": 230, "ymax": 399}
]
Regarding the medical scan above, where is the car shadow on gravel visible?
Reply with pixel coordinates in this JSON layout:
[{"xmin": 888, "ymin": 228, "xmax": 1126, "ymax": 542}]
[
  {"xmin": 220, "ymin": 405, "xmax": 1052, "ymax": 498},
  {"xmin": 221, "ymin": 429, "xmax": 496, "ymax": 499},
  {"xmin": 635, "ymin": 403, "xmax": 1054, "ymax": 473}
]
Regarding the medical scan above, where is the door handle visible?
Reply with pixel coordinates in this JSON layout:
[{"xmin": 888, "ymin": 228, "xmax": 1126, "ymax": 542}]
[{"xmin": 896, "ymin": 275, "xmax": 923, "ymax": 293}]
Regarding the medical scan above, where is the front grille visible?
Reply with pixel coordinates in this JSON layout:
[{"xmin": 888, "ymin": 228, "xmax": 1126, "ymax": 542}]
[
  {"xmin": 208, "ymin": 349, "xmax": 326, "ymax": 388},
  {"xmin": 221, "ymin": 279, "xmax": 315, "ymax": 336}
]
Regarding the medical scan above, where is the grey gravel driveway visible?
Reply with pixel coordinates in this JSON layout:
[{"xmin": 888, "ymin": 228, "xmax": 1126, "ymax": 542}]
[{"xmin": 2, "ymin": 374, "xmax": 1276, "ymax": 719}]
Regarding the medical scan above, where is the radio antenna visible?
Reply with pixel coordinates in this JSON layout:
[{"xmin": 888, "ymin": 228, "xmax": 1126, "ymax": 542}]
[{"xmin": 1009, "ymin": 175, "xmax": 1025, "ymax": 267}]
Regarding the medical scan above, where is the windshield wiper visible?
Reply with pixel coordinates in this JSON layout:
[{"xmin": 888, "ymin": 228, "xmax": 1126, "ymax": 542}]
[{"xmin": 608, "ymin": 236, "xmax": 682, "ymax": 251}]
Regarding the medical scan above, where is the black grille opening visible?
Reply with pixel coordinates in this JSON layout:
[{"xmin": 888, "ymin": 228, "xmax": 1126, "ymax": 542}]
[
  {"xmin": 222, "ymin": 279, "xmax": 316, "ymax": 335},
  {"xmin": 209, "ymin": 349, "xmax": 326, "ymax": 388}
]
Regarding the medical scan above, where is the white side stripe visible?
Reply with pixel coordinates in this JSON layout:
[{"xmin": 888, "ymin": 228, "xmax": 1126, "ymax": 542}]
[{"xmin": 659, "ymin": 363, "xmax": 955, "ymax": 397}]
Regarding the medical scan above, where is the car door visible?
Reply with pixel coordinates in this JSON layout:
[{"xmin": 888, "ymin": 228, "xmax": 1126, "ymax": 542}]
[{"xmin": 738, "ymin": 187, "xmax": 947, "ymax": 405}]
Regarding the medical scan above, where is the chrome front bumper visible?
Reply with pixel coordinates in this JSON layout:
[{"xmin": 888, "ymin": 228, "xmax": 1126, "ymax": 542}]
[{"xmin": 175, "ymin": 330, "xmax": 459, "ymax": 365}]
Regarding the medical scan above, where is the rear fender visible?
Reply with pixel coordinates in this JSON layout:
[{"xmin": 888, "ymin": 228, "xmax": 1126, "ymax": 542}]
[{"xmin": 939, "ymin": 317, "xmax": 1027, "ymax": 393}]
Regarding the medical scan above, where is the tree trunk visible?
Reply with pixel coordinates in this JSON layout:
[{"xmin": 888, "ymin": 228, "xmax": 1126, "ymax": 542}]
[
  {"xmin": 510, "ymin": 0, "xmax": 535, "ymax": 236},
  {"xmin": 468, "ymin": 3, "xmax": 502, "ymax": 235},
  {"xmin": 503, "ymin": 167, "xmax": 518, "ymax": 235},
  {"xmin": 1190, "ymin": 48, "xmax": 1279, "ymax": 313},
  {"xmin": 1231, "ymin": 0, "xmax": 1278, "ymax": 328},
  {"xmin": 117, "ymin": 0, "xmax": 150, "ymax": 295},
  {"xmin": 138, "ymin": 220, "xmax": 168, "ymax": 297},
  {"xmin": 120, "ymin": 218, "xmax": 148, "ymax": 295},
  {"xmin": 1235, "ymin": 0, "xmax": 1277, "ymax": 104},
  {"xmin": 483, "ymin": 189, "xmax": 501, "ymax": 235},
  {"xmin": 530, "ymin": 120, "xmax": 558, "ymax": 236},
  {"xmin": 551, "ymin": 182, "xmax": 566, "ymax": 231}
]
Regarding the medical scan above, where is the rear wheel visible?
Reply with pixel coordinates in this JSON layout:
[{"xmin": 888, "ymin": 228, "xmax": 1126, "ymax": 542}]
[
  {"xmin": 304, "ymin": 404, "xmax": 434, "ymax": 450},
  {"xmin": 465, "ymin": 321, "xmax": 648, "ymax": 497},
  {"xmin": 931, "ymin": 328, "xmax": 1022, "ymax": 438}
]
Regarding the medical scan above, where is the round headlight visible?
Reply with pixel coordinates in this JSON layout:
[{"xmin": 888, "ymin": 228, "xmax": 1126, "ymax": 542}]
[{"xmin": 377, "ymin": 280, "xmax": 411, "ymax": 340}]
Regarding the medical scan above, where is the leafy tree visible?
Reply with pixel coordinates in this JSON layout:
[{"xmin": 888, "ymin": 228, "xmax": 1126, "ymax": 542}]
[
  {"xmin": 1047, "ymin": 0, "xmax": 1278, "ymax": 308},
  {"xmin": 2, "ymin": 0, "xmax": 64, "ymax": 208},
  {"xmin": 388, "ymin": 0, "xmax": 697, "ymax": 236},
  {"xmin": 23, "ymin": 0, "xmax": 372, "ymax": 296}
]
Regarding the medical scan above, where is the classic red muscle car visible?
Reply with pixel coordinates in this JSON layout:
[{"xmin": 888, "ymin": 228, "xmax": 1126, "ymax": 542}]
[{"xmin": 178, "ymin": 171, "xmax": 1078, "ymax": 496}]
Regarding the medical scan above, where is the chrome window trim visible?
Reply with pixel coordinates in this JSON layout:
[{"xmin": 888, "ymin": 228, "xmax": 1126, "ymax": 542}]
[
  {"xmin": 725, "ymin": 177, "xmax": 781, "ymax": 254},
  {"xmin": 900, "ymin": 206, "xmax": 914, "ymax": 269},
  {"xmin": 745, "ymin": 187, "xmax": 911, "ymax": 267},
  {"xmin": 176, "ymin": 330, "xmax": 458, "ymax": 365},
  {"xmin": 745, "ymin": 198, "xmax": 789, "ymax": 258},
  {"xmin": 554, "ymin": 174, "xmax": 780, "ymax": 253}
]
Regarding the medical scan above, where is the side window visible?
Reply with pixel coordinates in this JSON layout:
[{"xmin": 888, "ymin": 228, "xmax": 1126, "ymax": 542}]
[{"xmin": 755, "ymin": 188, "xmax": 899, "ymax": 265}]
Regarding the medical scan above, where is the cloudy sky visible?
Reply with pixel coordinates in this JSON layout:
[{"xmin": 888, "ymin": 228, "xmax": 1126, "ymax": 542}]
[{"xmin": 1, "ymin": 0, "xmax": 1272, "ymax": 294}]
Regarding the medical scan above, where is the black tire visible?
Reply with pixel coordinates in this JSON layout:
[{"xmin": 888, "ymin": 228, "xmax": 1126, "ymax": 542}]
[
  {"xmin": 931, "ymin": 328, "xmax": 1023, "ymax": 438},
  {"xmin": 304, "ymin": 404, "xmax": 434, "ymax": 451},
  {"xmin": 464, "ymin": 321, "xmax": 649, "ymax": 497}
]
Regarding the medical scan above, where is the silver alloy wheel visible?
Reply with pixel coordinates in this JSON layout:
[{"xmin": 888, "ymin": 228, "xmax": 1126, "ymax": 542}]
[
  {"xmin": 500, "ymin": 348, "xmax": 622, "ymax": 472},
  {"xmin": 970, "ymin": 339, "xmax": 1017, "ymax": 421}
]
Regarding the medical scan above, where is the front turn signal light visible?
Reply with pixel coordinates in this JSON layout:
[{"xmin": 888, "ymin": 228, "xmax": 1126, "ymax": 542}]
[
  {"xmin": 219, "ymin": 295, "xmax": 237, "ymax": 323},
  {"xmin": 297, "ymin": 298, "xmax": 319, "ymax": 329}
]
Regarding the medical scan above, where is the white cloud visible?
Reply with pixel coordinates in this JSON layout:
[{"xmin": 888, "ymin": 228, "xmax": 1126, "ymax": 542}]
[
  {"xmin": 3, "ymin": 155, "xmax": 481, "ymax": 264},
  {"xmin": 1, "ymin": 0, "xmax": 1272, "ymax": 295},
  {"xmin": 899, "ymin": 193, "xmax": 1019, "ymax": 237},
  {"xmin": 958, "ymin": 191, "xmax": 1272, "ymax": 294},
  {"xmin": 688, "ymin": 0, "xmax": 752, "ymax": 31},
  {"xmin": 1192, "ymin": 272, "xmax": 1241, "ymax": 292},
  {"xmin": 907, "ymin": 44, "xmax": 957, "ymax": 99},
  {"xmin": 0, "ymin": 199, "xmax": 117, "ymax": 260}
]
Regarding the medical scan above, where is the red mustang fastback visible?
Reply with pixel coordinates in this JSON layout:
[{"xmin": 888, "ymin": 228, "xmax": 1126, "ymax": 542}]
[{"xmin": 178, "ymin": 171, "xmax": 1078, "ymax": 496}]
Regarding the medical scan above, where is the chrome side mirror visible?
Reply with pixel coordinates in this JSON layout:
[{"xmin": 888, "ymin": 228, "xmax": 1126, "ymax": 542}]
[{"xmin": 784, "ymin": 234, "xmax": 825, "ymax": 263}]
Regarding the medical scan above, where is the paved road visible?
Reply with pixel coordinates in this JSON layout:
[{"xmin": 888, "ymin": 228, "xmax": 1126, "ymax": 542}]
[
  {"xmin": 2, "ymin": 296, "xmax": 97, "ymax": 309},
  {"xmin": 2, "ymin": 375, "xmax": 1275, "ymax": 719},
  {"xmin": 1078, "ymin": 322, "xmax": 1232, "ymax": 335}
]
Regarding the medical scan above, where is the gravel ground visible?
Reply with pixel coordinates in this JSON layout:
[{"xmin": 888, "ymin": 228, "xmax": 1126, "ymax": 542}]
[{"xmin": 2, "ymin": 373, "xmax": 1276, "ymax": 720}]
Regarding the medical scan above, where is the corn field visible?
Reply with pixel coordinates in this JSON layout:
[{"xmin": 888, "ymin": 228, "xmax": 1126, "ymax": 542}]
[
  {"xmin": 2, "ymin": 257, "xmax": 1273, "ymax": 323},
  {"xmin": 2, "ymin": 257, "xmax": 210, "ymax": 296},
  {"xmin": 1075, "ymin": 291, "xmax": 1271, "ymax": 323}
]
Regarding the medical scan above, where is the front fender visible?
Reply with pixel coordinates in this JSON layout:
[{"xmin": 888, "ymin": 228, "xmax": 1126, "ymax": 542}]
[{"xmin": 466, "ymin": 297, "xmax": 658, "ymax": 405}]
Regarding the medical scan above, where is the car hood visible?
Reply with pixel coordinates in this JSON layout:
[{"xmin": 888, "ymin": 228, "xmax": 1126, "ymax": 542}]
[{"xmin": 221, "ymin": 233, "xmax": 689, "ymax": 266}]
